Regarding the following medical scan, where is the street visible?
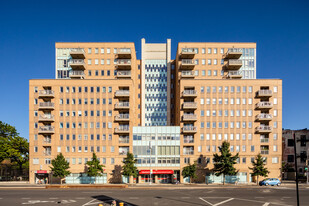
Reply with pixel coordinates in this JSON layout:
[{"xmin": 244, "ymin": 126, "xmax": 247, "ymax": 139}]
[{"xmin": 0, "ymin": 186, "xmax": 309, "ymax": 206}]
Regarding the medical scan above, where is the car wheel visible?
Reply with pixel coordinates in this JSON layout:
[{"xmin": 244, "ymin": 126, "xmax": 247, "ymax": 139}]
[
  {"xmin": 277, "ymin": 183, "xmax": 281, "ymax": 186},
  {"xmin": 265, "ymin": 183, "xmax": 269, "ymax": 186}
]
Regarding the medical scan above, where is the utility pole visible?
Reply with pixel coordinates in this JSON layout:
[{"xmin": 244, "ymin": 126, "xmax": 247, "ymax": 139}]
[
  {"xmin": 293, "ymin": 132, "xmax": 300, "ymax": 206},
  {"xmin": 149, "ymin": 141, "xmax": 152, "ymax": 185}
]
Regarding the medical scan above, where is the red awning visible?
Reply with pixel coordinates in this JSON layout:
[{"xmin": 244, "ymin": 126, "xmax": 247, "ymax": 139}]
[
  {"xmin": 36, "ymin": 170, "xmax": 47, "ymax": 174},
  {"xmin": 139, "ymin": 170, "xmax": 173, "ymax": 175}
]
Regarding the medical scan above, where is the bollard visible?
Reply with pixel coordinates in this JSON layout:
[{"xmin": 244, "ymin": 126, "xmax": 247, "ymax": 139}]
[
  {"xmin": 119, "ymin": 202, "xmax": 124, "ymax": 206},
  {"xmin": 98, "ymin": 204, "xmax": 103, "ymax": 206}
]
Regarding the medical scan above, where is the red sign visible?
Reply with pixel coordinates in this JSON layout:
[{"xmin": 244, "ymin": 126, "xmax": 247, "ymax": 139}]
[
  {"xmin": 139, "ymin": 170, "xmax": 173, "ymax": 175},
  {"xmin": 36, "ymin": 170, "xmax": 47, "ymax": 174}
]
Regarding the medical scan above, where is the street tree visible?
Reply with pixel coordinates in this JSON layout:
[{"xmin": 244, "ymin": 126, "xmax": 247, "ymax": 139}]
[
  {"xmin": 249, "ymin": 153, "xmax": 269, "ymax": 185},
  {"xmin": 122, "ymin": 152, "xmax": 138, "ymax": 183},
  {"xmin": 86, "ymin": 152, "xmax": 105, "ymax": 184},
  {"xmin": 0, "ymin": 121, "xmax": 29, "ymax": 176},
  {"xmin": 50, "ymin": 153, "xmax": 71, "ymax": 184},
  {"xmin": 213, "ymin": 141, "xmax": 239, "ymax": 185},
  {"xmin": 182, "ymin": 163, "xmax": 197, "ymax": 183}
]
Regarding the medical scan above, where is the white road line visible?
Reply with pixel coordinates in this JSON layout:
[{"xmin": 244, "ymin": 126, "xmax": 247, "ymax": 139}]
[
  {"xmin": 82, "ymin": 199, "xmax": 103, "ymax": 206},
  {"xmin": 263, "ymin": 203, "xmax": 270, "ymax": 206},
  {"xmin": 213, "ymin": 198, "xmax": 234, "ymax": 206},
  {"xmin": 49, "ymin": 197, "xmax": 58, "ymax": 199},
  {"xmin": 199, "ymin": 197, "xmax": 214, "ymax": 205}
]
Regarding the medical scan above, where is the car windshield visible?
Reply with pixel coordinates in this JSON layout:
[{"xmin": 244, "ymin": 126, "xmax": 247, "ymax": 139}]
[{"xmin": 264, "ymin": 178, "xmax": 271, "ymax": 181}]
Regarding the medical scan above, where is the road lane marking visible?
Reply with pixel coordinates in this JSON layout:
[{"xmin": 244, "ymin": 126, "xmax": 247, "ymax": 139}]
[
  {"xmin": 263, "ymin": 203, "xmax": 270, "ymax": 206},
  {"xmin": 49, "ymin": 197, "xmax": 58, "ymax": 199},
  {"xmin": 213, "ymin": 198, "xmax": 234, "ymax": 206},
  {"xmin": 199, "ymin": 197, "xmax": 214, "ymax": 205}
]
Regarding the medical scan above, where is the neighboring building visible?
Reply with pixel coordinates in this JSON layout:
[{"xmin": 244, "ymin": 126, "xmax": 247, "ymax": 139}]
[
  {"xmin": 282, "ymin": 129, "xmax": 309, "ymax": 176},
  {"xmin": 29, "ymin": 39, "xmax": 282, "ymax": 184}
]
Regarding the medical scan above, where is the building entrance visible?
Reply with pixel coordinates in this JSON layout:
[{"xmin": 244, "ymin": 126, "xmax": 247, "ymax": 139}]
[
  {"xmin": 158, "ymin": 174, "xmax": 171, "ymax": 183},
  {"xmin": 140, "ymin": 174, "xmax": 154, "ymax": 183}
]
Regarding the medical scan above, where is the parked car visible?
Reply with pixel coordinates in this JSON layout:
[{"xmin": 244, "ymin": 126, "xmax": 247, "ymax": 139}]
[{"xmin": 259, "ymin": 178, "xmax": 281, "ymax": 186}]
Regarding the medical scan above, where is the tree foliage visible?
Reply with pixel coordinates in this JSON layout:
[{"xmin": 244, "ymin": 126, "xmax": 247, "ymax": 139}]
[
  {"xmin": 0, "ymin": 121, "xmax": 29, "ymax": 174},
  {"xmin": 182, "ymin": 163, "xmax": 197, "ymax": 183},
  {"xmin": 213, "ymin": 141, "xmax": 239, "ymax": 185},
  {"xmin": 122, "ymin": 152, "xmax": 138, "ymax": 178},
  {"xmin": 249, "ymin": 153, "xmax": 269, "ymax": 184},
  {"xmin": 86, "ymin": 153, "xmax": 105, "ymax": 178},
  {"xmin": 50, "ymin": 153, "xmax": 71, "ymax": 180}
]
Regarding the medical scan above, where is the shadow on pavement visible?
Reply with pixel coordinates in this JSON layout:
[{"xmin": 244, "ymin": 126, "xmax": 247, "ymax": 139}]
[
  {"xmin": 92, "ymin": 195, "xmax": 138, "ymax": 206},
  {"xmin": 155, "ymin": 196, "xmax": 204, "ymax": 206}
]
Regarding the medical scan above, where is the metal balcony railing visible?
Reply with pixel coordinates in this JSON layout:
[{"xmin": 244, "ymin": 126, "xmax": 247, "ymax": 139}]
[
  {"xmin": 182, "ymin": 126, "xmax": 197, "ymax": 132},
  {"xmin": 256, "ymin": 113, "xmax": 273, "ymax": 119},
  {"xmin": 118, "ymin": 48, "xmax": 131, "ymax": 53},
  {"xmin": 69, "ymin": 70, "xmax": 85, "ymax": 77},
  {"xmin": 183, "ymin": 114, "xmax": 197, "ymax": 121},
  {"xmin": 183, "ymin": 102, "xmax": 197, "ymax": 109},
  {"xmin": 115, "ymin": 90, "xmax": 130, "ymax": 96},
  {"xmin": 115, "ymin": 102, "xmax": 130, "ymax": 108},
  {"xmin": 38, "ymin": 90, "xmax": 54, "ymax": 96},
  {"xmin": 39, "ymin": 115, "xmax": 54, "ymax": 121},
  {"xmin": 117, "ymin": 71, "xmax": 131, "ymax": 77},
  {"xmin": 115, "ymin": 114, "xmax": 130, "ymax": 120},
  {"xmin": 119, "ymin": 138, "xmax": 129, "ymax": 143},
  {"xmin": 117, "ymin": 59, "xmax": 131, "ymax": 65},
  {"xmin": 256, "ymin": 102, "xmax": 273, "ymax": 108},
  {"xmin": 257, "ymin": 90, "xmax": 273, "ymax": 97},
  {"xmin": 39, "ymin": 126, "xmax": 54, "ymax": 133},
  {"xmin": 183, "ymin": 139, "xmax": 194, "ymax": 143},
  {"xmin": 261, "ymin": 150, "xmax": 269, "ymax": 155},
  {"xmin": 260, "ymin": 138, "xmax": 269, "ymax": 143},
  {"xmin": 69, "ymin": 59, "xmax": 85, "ymax": 64},
  {"xmin": 182, "ymin": 90, "xmax": 197, "ymax": 96},
  {"xmin": 39, "ymin": 102, "xmax": 54, "ymax": 109},
  {"xmin": 181, "ymin": 48, "xmax": 198, "ymax": 53}
]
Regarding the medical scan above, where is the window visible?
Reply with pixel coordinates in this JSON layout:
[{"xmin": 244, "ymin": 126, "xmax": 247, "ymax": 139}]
[
  {"xmin": 88, "ymin": 48, "xmax": 92, "ymax": 53},
  {"xmin": 287, "ymin": 155, "xmax": 294, "ymax": 162},
  {"xmin": 272, "ymin": 157, "xmax": 279, "ymax": 164},
  {"xmin": 101, "ymin": 48, "xmax": 104, "ymax": 53},
  {"xmin": 107, "ymin": 48, "xmax": 110, "ymax": 54},
  {"xmin": 220, "ymin": 48, "xmax": 224, "ymax": 54},
  {"xmin": 88, "ymin": 59, "xmax": 92, "ymax": 65},
  {"xmin": 274, "ymin": 86, "xmax": 278, "ymax": 93},
  {"xmin": 111, "ymin": 158, "xmax": 115, "ymax": 164},
  {"xmin": 33, "ymin": 158, "xmax": 39, "ymax": 164},
  {"xmin": 274, "ymin": 98, "xmax": 278, "ymax": 105}
]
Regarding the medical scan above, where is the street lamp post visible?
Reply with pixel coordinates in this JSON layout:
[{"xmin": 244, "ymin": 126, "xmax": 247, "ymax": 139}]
[{"xmin": 149, "ymin": 141, "xmax": 152, "ymax": 185}]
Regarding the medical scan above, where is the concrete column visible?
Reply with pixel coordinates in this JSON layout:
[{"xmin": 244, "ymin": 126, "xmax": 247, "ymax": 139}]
[
  {"xmin": 180, "ymin": 175, "xmax": 184, "ymax": 183},
  {"xmin": 155, "ymin": 175, "xmax": 158, "ymax": 184},
  {"xmin": 129, "ymin": 176, "xmax": 133, "ymax": 184},
  {"xmin": 138, "ymin": 175, "xmax": 141, "ymax": 183}
]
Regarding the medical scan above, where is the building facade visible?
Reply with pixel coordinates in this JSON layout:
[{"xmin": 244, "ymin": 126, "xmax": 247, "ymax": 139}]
[
  {"xmin": 282, "ymin": 129, "xmax": 309, "ymax": 176},
  {"xmin": 29, "ymin": 39, "xmax": 282, "ymax": 184}
]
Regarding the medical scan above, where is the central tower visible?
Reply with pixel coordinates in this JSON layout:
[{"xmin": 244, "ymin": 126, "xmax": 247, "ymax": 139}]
[{"xmin": 141, "ymin": 38, "xmax": 172, "ymax": 126}]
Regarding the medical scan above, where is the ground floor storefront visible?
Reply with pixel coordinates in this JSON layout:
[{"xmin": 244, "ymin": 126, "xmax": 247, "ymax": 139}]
[{"xmin": 136, "ymin": 170, "xmax": 180, "ymax": 184}]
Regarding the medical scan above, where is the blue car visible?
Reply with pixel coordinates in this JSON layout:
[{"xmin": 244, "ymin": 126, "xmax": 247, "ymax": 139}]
[{"xmin": 259, "ymin": 178, "xmax": 281, "ymax": 186}]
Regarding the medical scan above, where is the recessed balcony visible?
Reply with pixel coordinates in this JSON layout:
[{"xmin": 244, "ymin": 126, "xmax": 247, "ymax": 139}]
[
  {"xmin": 69, "ymin": 70, "xmax": 85, "ymax": 79},
  {"xmin": 38, "ymin": 102, "xmax": 54, "ymax": 110},
  {"xmin": 255, "ymin": 126, "xmax": 272, "ymax": 134},
  {"xmin": 70, "ymin": 48, "xmax": 85, "ymax": 59},
  {"xmin": 228, "ymin": 71, "xmax": 242, "ymax": 79},
  {"xmin": 180, "ymin": 59, "xmax": 195, "ymax": 69},
  {"xmin": 115, "ymin": 114, "xmax": 130, "ymax": 121},
  {"xmin": 182, "ymin": 114, "xmax": 197, "ymax": 121},
  {"xmin": 116, "ymin": 71, "xmax": 131, "ymax": 78},
  {"xmin": 182, "ymin": 90, "xmax": 197, "ymax": 97},
  {"xmin": 117, "ymin": 48, "xmax": 131, "ymax": 58},
  {"xmin": 182, "ymin": 126, "xmax": 197, "ymax": 133},
  {"xmin": 225, "ymin": 59, "xmax": 242, "ymax": 70},
  {"xmin": 69, "ymin": 59, "xmax": 85, "ymax": 70},
  {"xmin": 180, "ymin": 48, "xmax": 198, "ymax": 58},
  {"xmin": 38, "ymin": 115, "xmax": 55, "ymax": 122},
  {"xmin": 182, "ymin": 102, "xmax": 197, "ymax": 110},
  {"xmin": 38, "ymin": 90, "xmax": 54, "ymax": 98},
  {"xmin": 116, "ymin": 59, "xmax": 131, "ymax": 69},
  {"xmin": 115, "ymin": 90, "xmax": 130, "ymax": 98},
  {"xmin": 115, "ymin": 102, "xmax": 130, "ymax": 110},
  {"xmin": 181, "ymin": 71, "xmax": 195, "ymax": 78},
  {"xmin": 38, "ymin": 126, "xmax": 54, "ymax": 134},
  {"xmin": 256, "ymin": 102, "xmax": 273, "ymax": 110},
  {"xmin": 115, "ymin": 127, "xmax": 130, "ymax": 134},
  {"xmin": 222, "ymin": 48, "xmax": 243, "ymax": 59},
  {"xmin": 257, "ymin": 90, "xmax": 273, "ymax": 98},
  {"xmin": 256, "ymin": 114, "xmax": 273, "ymax": 122}
]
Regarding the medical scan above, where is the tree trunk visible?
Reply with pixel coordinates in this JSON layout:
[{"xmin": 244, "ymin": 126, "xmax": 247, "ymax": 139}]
[
  {"xmin": 18, "ymin": 162, "xmax": 23, "ymax": 177},
  {"xmin": 223, "ymin": 174, "xmax": 225, "ymax": 185}
]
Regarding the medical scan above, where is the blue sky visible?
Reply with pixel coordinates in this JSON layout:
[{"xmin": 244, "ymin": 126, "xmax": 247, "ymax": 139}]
[{"xmin": 0, "ymin": 0, "xmax": 308, "ymax": 139}]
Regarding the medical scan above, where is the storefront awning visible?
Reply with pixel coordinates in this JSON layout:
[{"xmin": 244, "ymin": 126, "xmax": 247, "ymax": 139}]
[
  {"xmin": 36, "ymin": 170, "xmax": 47, "ymax": 174},
  {"xmin": 139, "ymin": 170, "xmax": 173, "ymax": 175}
]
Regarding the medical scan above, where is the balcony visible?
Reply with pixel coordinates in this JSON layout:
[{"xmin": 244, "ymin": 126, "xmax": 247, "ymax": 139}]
[
  {"xmin": 115, "ymin": 114, "xmax": 130, "ymax": 121},
  {"xmin": 38, "ymin": 115, "xmax": 55, "ymax": 122},
  {"xmin": 38, "ymin": 102, "xmax": 54, "ymax": 110},
  {"xmin": 183, "ymin": 139, "xmax": 194, "ymax": 144},
  {"xmin": 182, "ymin": 90, "xmax": 197, "ymax": 97},
  {"xmin": 182, "ymin": 126, "xmax": 197, "ymax": 133},
  {"xmin": 69, "ymin": 59, "xmax": 85, "ymax": 70},
  {"xmin": 43, "ymin": 138, "xmax": 52, "ymax": 144},
  {"xmin": 117, "ymin": 48, "xmax": 131, "ymax": 58},
  {"xmin": 115, "ymin": 127, "xmax": 130, "ymax": 134},
  {"xmin": 260, "ymin": 138, "xmax": 269, "ymax": 143},
  {"xmin": 70, "ymin": 48, "xmax": 85, "ymax": 59},
  {"xmin": 183, "ymin": 147, "xmax": 194, "ymax": 155},
  {"xmin": 261, "ymin": 150, "xmax": 269, "ymax": 155},
  {"xmin": 180, "ymin": 59, "xmax": 195, "ymax": 69},
  {"xmin": 69, "ymin": 70, "xmax": 85, "ymax": 79},
  {"xmin": 255, "ymin": 126, "xmax": 272, "ymax": 133},
  {"xmin": 116, "ymin": 71, "xmax": 131, "ymax": 78},
  {"xmin": 119, "ymin": 137, "xmax": 129, "ymax": 144},
  {"xmin": 115, "ymin": 102, "xmax": 130, "ymax": 110},
  {"xmin": 119, "ymin": 147, "xmax": 129, "ymax": 155},
  {"xmin": 228, "ymin": 71, "xmax": 242, "ymax": 79},
  {"xmin": 182, "ymin": 102, "xmax": 197, "ymax": 110},
  {"xmin": 38, "ymin": 126, "xmax": 54, "ymax": 134},
  {"xmin": 225, "ymin": 59, "xmax": 242, "ymax": 70},
  {"xmin": 181, "ymin": 71, "xmax": 195, "ymax": 78},
  {"xmin": 223, "ymin": 48, "xmax": 243, "ymax": 59},
  {"xmin": 182, "ymin": 114, "xmax": 197, "ymax": 121},
  {"xmin": 44, "ymin": 151, "xmax": 52, "ymax": 156},
  {"xmin": 38, "ymin": 90, "xmax": 54, "ymax": 98},
  {"xmin": 180, "ymin": 48, "xmax": 198, "ymax": 58},
  {"xmin": 257, "ymin": 90, "xmax": 273, "ymax": 98},
  {"xmin": 256, "ymin": 113, "xmax": 273, "ymax": 122},
  {"xmin": 115, "ymin": 90, "xmax": 130, "ymax": 97},
  {"xmin": 116, "ymin": 59, "xmax": 131, "ymax": 69},
  {"xmin": 256, "ymin": 102, "xmax": 273, "ymax": 110}
]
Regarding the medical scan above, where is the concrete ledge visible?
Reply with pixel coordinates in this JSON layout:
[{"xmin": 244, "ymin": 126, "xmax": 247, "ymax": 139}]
[{"xmin": 46, "ymin": 184, "xmax": 128, "ymax": 189}]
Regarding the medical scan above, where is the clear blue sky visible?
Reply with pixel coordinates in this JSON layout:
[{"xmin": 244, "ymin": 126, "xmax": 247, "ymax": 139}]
[{"xmin": 0, "ymin": 0, "xmax": 308, "ymax": 139}]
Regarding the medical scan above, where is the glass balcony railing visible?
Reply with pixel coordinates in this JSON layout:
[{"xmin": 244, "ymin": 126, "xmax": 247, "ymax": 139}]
[{"xmin": 38, "ymin": 90, "xmax": 54, "ymax": 97}]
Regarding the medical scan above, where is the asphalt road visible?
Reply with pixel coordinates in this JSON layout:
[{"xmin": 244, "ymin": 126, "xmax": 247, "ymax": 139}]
[{"xmin": 0, "ymin": 187, "xmax": 308, "ymax": 206}]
